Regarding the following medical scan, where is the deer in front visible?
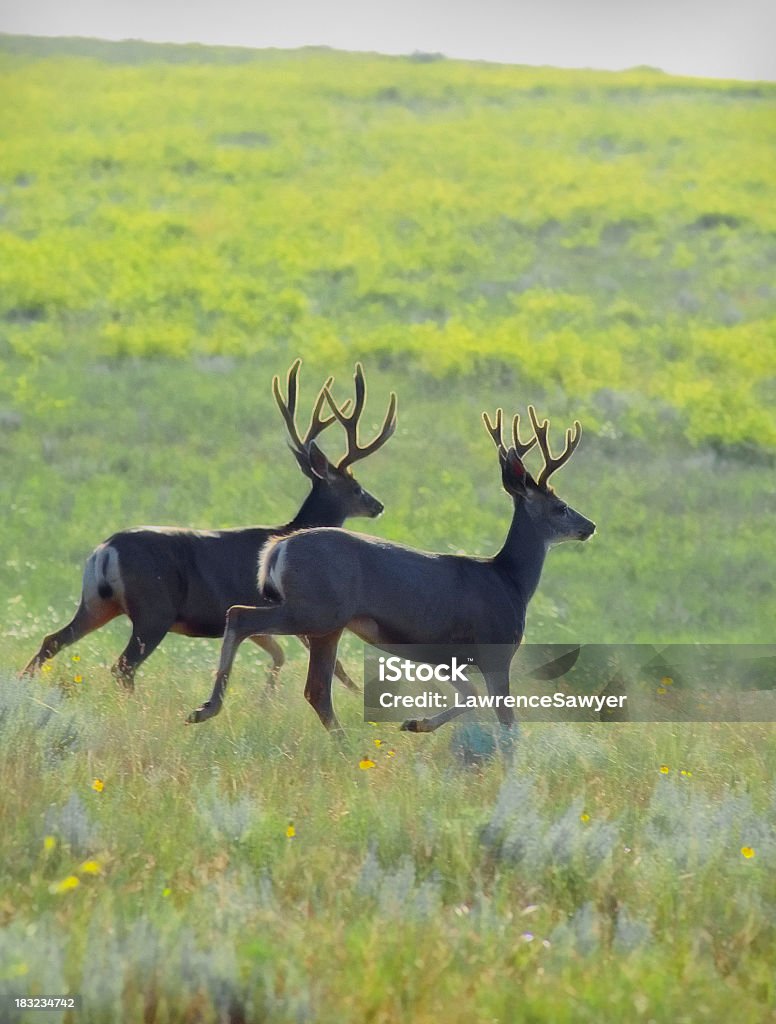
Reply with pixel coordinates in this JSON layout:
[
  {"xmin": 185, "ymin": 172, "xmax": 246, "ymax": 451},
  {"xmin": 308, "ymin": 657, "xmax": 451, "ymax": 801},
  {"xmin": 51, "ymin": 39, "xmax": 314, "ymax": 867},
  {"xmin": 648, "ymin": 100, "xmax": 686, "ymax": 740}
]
[
  {"xmin": 188, "ymin": 402, "xmax": 595, "ymax": 733},
  {"xmin": 22, "ymin": 360, "xmax": 397, "ymax": 690}
]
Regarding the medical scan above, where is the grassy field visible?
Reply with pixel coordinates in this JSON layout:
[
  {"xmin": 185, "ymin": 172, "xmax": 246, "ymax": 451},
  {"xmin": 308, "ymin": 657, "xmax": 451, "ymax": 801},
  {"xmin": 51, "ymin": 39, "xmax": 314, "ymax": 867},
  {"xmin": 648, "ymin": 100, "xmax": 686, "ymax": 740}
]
[{"xmin": 1, "ymin": 34, "xmax": 775, "ymax": 1023}]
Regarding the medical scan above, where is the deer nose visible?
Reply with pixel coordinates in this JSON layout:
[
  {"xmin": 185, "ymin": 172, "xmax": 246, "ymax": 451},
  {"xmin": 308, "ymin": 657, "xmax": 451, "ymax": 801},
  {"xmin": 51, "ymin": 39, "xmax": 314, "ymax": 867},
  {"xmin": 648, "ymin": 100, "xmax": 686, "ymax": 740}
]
[
  {"xmin": 580, "ymin": 522, "xmax": 596, "ymax": 540},
  {"xmin": 371, "ymin": 500, "xmax": 384, "ymax": 517}
]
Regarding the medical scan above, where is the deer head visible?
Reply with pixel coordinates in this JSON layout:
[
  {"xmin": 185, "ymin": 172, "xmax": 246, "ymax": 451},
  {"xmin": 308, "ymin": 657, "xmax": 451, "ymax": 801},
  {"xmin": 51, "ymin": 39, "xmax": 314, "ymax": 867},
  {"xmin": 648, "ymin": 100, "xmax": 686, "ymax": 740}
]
[
  {"xmin": 483, "ymin": 405, "xmax": 595, "ymax": 544},
  {"xmin": 274, "ymin": 360, "xmax": 396, "ymax": 519}
]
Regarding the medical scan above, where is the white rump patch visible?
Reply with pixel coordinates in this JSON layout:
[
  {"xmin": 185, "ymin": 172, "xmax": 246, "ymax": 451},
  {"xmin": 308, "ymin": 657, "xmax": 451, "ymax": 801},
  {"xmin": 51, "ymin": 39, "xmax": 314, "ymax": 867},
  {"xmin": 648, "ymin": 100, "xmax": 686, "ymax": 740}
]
[
  {"xmin": 83, "ymin": 543, "xmax": 126, "ymax": 612},
  {"xmin": 260, "ymin": 540, "xmax": 288, "ymax": 600}
]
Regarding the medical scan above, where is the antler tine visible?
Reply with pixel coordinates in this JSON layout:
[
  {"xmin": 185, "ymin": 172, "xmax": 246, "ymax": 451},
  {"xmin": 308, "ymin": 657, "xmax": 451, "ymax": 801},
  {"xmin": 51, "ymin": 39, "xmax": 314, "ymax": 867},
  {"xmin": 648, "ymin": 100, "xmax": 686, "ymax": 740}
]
[
  {"xmin": 345, "ymin": 391, "xmax": 397, "ymax": 468},
  {"xmin": 482, "ymin": 408, "xmax": 507, "ymax": 457},
  {"xmin": 272, "ymin": 358, "xmax": 304, "ymax": 452},
  {"xmin": 528, "ymin": 405, "xmax": 582, "ymax": 489},
  {"xmin": 511, "ymin": 412, "xmax": 538, "ymax": 458},
  {"xmin": 302, "ymin": 376, "xmax": 351, "ymax": 446},
  {"xmin": 351, "ymin": 362, "xmax": 367, "ymax": 423},
  {"xmin": 273, "ymin": 360, "xmax": 348, "ymax": 454},
  {"xmin": 323, "ymin": 363, "xmax": 397, "ymax": 470}
]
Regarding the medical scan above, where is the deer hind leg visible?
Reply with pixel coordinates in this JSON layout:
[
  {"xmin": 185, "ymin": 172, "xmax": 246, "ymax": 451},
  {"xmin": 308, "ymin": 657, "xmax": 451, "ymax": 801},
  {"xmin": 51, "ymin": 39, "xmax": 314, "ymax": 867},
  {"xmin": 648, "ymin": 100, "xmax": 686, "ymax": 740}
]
[
  {"xmin": 297, "ymin": 635, "xmax": 359, "ymax": 693},
  {"xmin": 20, "ymin": 597, "xmax": 121, "ymax": 676},
  {"xmin": 111, "ymin": 595, "xmax": 177, "ymax": 692},
  {"xmin": 111, "ymin": 625, "xmax": 172, "ymax": 692},
  {"xmin": 304, "ymin": 631, "xmax": 344, "ymax": 732},
  {"xmin": 188, "ymin": 603, "xmax": 298, "ymax": 724},
  {"xmin": 249, "ymin": 635, "xmax": 285, "ymax": 686},
  {"xmin": 111, "ymin": 626, "xmax": 171, "ymax": 692}
]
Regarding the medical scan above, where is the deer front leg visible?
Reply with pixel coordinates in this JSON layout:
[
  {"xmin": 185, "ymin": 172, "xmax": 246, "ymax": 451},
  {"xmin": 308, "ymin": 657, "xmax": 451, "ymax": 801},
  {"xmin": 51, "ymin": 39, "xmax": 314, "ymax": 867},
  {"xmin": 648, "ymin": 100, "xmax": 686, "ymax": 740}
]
[
  {"xmin": 400, "ymin": 666, "xmax": 517, "ymax": 743},
  {"xmin": 483, "ymin": 668, "xmax": 515, "ymax": 730},
  {"xmin": 187, "ymin": 605, "xmax": 286, "ymax": 724},
  {"xmin": 400, "ymin": 672, "xmax": 480, "ymax": 733},
  {"xmin": 400, "ymin": 702, "xmax": 472, "ymax": 733},
  {"xmin": 482, "ymin": 667, "xmax": 518, "ymax": 764}
]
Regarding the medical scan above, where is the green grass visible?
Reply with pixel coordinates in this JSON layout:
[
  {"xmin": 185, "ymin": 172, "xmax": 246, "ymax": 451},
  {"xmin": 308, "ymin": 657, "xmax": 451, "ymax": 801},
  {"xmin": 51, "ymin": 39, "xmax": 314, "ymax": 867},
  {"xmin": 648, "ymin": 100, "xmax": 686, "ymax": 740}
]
[
  {"xmin": 0, "ymin": 34, "xmax": 775, "ymax": 1023},
  {"xmin": 3, "ymin": 671, "xmax": 776, "ymax": 1023}
]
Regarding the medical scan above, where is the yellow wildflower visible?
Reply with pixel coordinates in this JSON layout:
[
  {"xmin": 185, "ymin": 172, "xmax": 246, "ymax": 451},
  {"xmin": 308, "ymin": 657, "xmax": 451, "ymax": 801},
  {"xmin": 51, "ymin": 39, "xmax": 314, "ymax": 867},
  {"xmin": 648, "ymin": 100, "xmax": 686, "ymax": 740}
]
[
  {"xmin": 43, "ymin": 835, "xmax": 57, "ymax": 853},
  {"xmin": 659, "ymin": 765, "xmax": 670, "ymax": 775},
  {"xmin": 359, "ymin": 758, "xmax": 376, "ymax": 770},
  {"xmin": 580, "ymin": 812, "xmax": 590, "ymax": 823},
  {"xmin": 91, "ymin": 778, "xmax": 105, "ymax": 793},
  {"xmin": 79, "ymin": 860, "xmax": 101, "ymax": 875},
  {"xmin": 741, "ymin": 846, "xmax": 755, "ymax": 859},
  {"xmin": 49, "ymin": 875, "xmax": 80, "ymax": 894},
  {"xmin": 286, "ymin": 822, "xmax": 296, "ymax": 839}
]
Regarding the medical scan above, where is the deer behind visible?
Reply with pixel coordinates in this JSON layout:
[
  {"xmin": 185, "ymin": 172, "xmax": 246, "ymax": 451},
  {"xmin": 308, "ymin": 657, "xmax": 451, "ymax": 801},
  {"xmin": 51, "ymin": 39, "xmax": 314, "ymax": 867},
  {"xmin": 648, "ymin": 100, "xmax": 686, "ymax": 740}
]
[
  {"xmin": 22, "ymin": 361, "xmax": 397, "ymax": 689},
  {"xmin": 188, "ymin": 403, "xmax": 595, "ymax": 732}
]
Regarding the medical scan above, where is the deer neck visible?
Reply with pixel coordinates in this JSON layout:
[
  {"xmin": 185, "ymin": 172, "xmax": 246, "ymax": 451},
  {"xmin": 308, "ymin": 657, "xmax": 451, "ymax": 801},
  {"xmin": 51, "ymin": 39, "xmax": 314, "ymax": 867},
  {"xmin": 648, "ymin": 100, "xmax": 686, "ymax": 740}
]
[
  {"xmin": 494, "ymin": 499, "xmax": 548, "ymax": 605},
  {"xmin": 287, "ymin": 482, "xmax": 347, "ymax": 531}
]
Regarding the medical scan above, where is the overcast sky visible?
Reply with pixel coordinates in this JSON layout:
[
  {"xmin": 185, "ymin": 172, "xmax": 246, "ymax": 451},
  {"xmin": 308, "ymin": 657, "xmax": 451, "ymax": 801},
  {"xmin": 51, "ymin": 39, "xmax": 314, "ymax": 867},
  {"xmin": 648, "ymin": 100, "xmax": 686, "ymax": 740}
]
[{"xmin": 2, "ymin": 0, "xmax": 775, "ymax": 81}]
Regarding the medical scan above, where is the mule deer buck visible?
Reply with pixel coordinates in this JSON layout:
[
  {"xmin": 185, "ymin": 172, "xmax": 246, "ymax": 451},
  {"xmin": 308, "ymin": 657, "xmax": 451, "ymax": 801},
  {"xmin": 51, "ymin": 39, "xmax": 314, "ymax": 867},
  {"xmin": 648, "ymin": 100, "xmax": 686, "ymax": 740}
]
[
  {"xmin": 187, "ymin": 402, "xmax": 595, "ymax": 733},
  {"xmin": 22, "ymin": 360, "xmax": 397, "ymax": 690}
]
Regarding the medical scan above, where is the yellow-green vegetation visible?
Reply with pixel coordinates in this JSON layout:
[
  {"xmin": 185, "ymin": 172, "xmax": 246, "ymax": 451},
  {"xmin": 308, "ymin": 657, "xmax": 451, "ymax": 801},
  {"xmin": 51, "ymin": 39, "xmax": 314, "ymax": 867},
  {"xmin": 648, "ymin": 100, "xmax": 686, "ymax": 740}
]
[
  {"xmin": 1, "ymin": 37, "xmax": 775, "ymax": 446},
  {"xmin": 0, "ymin": 35, "xmax": 775, "ymax": 1023}
]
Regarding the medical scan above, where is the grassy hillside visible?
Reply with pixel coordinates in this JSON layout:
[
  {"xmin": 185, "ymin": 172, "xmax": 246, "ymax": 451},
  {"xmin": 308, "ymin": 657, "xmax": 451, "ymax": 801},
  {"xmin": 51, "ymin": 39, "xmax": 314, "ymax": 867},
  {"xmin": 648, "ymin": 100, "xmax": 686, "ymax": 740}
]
[
  {"xmin": 1, "ymin": 37, "xmax": 774, "ymax": 445},
  {"xmin": 0, "ymin": 35, "xmax": 775, "ymax": 1023}
]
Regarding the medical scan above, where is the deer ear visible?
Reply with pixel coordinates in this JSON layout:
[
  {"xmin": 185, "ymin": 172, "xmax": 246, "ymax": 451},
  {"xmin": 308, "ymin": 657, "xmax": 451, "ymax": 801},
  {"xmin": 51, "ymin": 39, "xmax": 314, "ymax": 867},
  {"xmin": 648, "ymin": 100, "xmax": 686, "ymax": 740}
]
[
  {"xmin": 290, "ymin": 441, "xmax": 332, "ymax": 480},
  {"xmin": 306, "ymin": 441, "xmax": 333, "ymax": 480},
  {"xmin": 501, "ymin": 448, "xmax": 530, "ymax": 497},
  {"xmin": 290, "ymin": 445, "xmax": 315, "ymax": 479}
]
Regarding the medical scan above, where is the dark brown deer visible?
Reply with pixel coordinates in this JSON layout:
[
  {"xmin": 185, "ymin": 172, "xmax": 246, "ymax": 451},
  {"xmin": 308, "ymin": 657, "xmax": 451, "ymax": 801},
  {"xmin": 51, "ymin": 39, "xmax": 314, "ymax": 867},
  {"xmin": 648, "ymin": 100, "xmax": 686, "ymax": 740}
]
[
  {"xmin": 187, "ymin": 402, "xmax": 595, "ymax": 733},
  {"xmin": 22, "ymin": 361, "xmax": 397, "ymax": 690}
]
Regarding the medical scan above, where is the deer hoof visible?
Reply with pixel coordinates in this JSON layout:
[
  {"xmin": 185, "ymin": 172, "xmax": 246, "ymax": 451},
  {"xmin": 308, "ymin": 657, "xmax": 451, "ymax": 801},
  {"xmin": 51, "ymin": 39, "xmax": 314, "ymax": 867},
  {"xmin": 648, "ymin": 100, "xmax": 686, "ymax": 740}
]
[
  {"xmin": 111, "ymin": 665, "xmax": 135, "ymax": 692},
  {"xmin": 186, "ymin": 702, "xmax": 217, "ymax": 724},
  {"xmin": 400, "ymin": 718, "xmax": 427, "ymax": 733}
]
